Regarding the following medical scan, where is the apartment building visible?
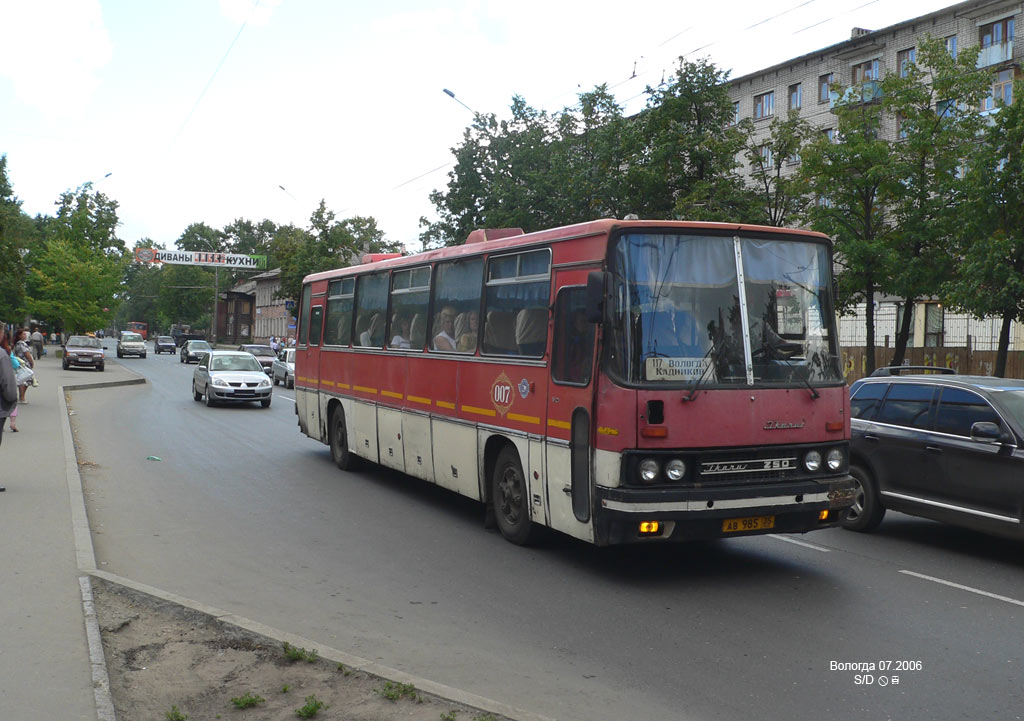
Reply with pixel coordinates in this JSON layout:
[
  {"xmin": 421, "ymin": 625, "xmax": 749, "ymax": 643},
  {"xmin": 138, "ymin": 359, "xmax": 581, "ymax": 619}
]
[{"xmin": 727, "ymin": 0, "xmax": 1022, "ymax": 351}]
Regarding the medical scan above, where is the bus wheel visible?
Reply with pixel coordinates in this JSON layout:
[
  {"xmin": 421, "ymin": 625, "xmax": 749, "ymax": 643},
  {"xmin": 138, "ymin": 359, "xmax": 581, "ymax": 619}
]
[
  {"xmin": 330, "ymin": 407, "xmax": 357, "ymax": 471},
  {"xmin": 491, "ymin": 446, "xmax": 536, "ymax": 545}
]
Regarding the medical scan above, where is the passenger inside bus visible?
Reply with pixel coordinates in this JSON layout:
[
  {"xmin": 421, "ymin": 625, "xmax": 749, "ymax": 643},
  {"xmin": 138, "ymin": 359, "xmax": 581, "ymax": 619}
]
[
  {"xmin": 360, "ymin": 314, "xmax": 384, "ymax": 347},
  {"xmin": 432, "ymin": 307, "xmax": 458, "ymax": 351},
  {"xmin": 390, "ymin": 315, "xmax": 412, "ymax": 349},
  {"xmin": 515, "ymin": 307, "xmax": 547, "ymax": 356},
  {"xmin": 456, "ymin": 311, "xmax": 479, "ymax": 352}
]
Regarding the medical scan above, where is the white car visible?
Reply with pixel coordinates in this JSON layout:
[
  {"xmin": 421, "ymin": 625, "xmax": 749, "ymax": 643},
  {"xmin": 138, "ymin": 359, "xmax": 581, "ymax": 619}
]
[
  {"xmin": 192, "ymin": 351, "xmax": 273, "ymax": 408},
  {"xmin": 271, "ymin": 348, "xmax": 295, "ymax": 388}
]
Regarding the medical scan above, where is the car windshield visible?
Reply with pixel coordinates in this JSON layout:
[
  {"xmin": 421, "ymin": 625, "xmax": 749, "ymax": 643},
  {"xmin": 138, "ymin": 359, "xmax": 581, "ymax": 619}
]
[
  {"xmin": 122, "ymin": 333, "xmax": 143, "ymax": 342},
  {"xmin": 985, "ymin": 389, "xmax": 1024, "ymax": 428},
  {"xmin": 211, "ymin": 355, "xmax": 263, "ymax": 372},
  {"xmin": 247, "ymin": 346, "xmax": 275, "ymax": 357},
  {"xmin": 606, "ymin": 232, "xmax": 843, "ymax": 387},
  {"xmin": 189, "ymin": 341, "xmax": 211, "ymax": 350},
  {"xmin": 158, "ymin": 336, "xmax": 172, "ymax": 342},
  {"xmin": 68, "ymin": 336, "xmax": 101, "ymax": 348}
]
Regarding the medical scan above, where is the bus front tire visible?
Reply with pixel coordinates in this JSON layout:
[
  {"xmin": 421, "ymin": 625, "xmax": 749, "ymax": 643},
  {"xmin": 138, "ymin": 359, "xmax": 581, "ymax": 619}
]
[
  {"xmin": 330, "ymin": 407, "xmax": 357, "ymax": 471},
  {"xmin": 491, "ymin": 446, "xmax": 537, "ymax": 545}
]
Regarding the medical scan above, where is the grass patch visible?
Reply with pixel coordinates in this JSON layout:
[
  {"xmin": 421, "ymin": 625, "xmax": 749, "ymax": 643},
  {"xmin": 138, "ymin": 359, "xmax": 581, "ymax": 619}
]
[
  {"xmin": 166, "ymin": 706, "xmax": 188, "ymax": 721},
  {"xmin": 295, "ymin": 694, "xmax": 327, "ymax": 718},
  {"xmin": 230, "ymin": 692, "xmax": 265, "ymax": 709},
  {"xmin": 283, "ymin": 642, "xmax": 319, "ymax": 663},
  {"xmin": 375, "ymin": 681, "xmax": 422, "ymax": 702}
]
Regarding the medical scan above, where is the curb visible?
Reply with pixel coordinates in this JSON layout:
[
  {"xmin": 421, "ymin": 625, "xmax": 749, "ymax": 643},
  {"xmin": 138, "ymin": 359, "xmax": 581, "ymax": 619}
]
[{"xmin": 62, "ymin": 365, "xmax": 552, "ymax": 721}]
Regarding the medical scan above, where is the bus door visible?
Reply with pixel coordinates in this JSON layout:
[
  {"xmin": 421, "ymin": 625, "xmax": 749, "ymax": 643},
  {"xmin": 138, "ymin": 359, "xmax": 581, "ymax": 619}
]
[
  {"xmin": 545, "ymin": 274, "xmax": 598, "ymax": 542},
  {"xmin": 297, "ymin": 285, "xmax": 326, "ymax": 440}
]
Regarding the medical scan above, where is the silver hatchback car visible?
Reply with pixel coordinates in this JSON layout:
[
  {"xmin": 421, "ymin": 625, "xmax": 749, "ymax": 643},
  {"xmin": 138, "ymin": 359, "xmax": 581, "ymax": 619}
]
[
  {"xmin": 271, "ymin": 348, "xmax": 295, "ymax": 388},
  {"xmin": 192, "ymin": 351, "xmax": 273, "ymax": 408}
]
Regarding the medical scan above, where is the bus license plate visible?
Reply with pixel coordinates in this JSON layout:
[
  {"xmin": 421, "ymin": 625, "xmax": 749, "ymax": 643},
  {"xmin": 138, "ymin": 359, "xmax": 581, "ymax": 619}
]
[{"xmin": 722, "ymin": 515, "xmax": 775, "ymax": 533}]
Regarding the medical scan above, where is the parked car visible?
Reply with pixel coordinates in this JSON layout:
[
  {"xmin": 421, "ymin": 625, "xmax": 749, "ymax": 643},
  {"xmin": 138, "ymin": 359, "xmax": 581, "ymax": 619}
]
[
  {"xmin": 237, "ymin": 344, "xmax": 276, "ymax": 375},
  {"xmin": 180, "ymin": 339, "xmax": 212, "ymax": 364},
  {"xmin": 271, "ymin": 348, "xmax": 295, "ymax": 388},
  {"xmin": 116, "ymin": 332, "xmax": 147, "ymax": 358},
  {"xmin": 153, "ymin": 336, "xmax": 176, "ymax": 354},
  {"xmin": 847, "ymin": 368, "xmax": 1024, "ymax": 539},
  {"xmin": 62, "ymin": 335, "xmax": 105, "ymax": 371},
  {"xmin": 192, "ymin": 350, "xmax": 272, "ymax": 407}
]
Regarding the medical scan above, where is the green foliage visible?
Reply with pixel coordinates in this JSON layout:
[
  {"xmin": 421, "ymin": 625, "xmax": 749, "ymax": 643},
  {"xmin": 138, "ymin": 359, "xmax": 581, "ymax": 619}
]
[
  {"xmin": 295, "ymin": 694, "xmax": 327, "ymax": 718},
  {"xmin": 230, "ymin": 692, "xmax": 265, "ymax": 708},
  {"xmin": 375, "ymin": 681, "xmax": 421, "ymax": 702},
  {"xmin": 282, "ymin": 642, "xmax": 319, "ymax": 663},
  {"xmin": 165, "ymin": 705, "xmax": 189, "ymax": 721},
  {"xmin": 0, "ymin": 155, "xmax": 33, "ymax": 322},
  {"xmin": 440, "ymin": 711, "xmax": 458, "ymax": 721},
  {"xmin": 744, "ymin": 111, "xmax": 814, "ymax": 226}
]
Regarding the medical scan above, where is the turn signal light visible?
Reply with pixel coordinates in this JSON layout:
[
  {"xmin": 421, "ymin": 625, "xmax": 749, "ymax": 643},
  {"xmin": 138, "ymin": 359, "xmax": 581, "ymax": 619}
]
[
  {"xmin": 641, "ymin": 427, "xmax": 669, "ymax": 438},
  {"xmin": 825, "ymin": 421, "xmax": 844, "ymax": 432},
  {"xmin": 639, "ymin": 521, "xmax": 662, "ymax": 535},
  {"xmin": 819, "ymin": 510, "xmax": 831, "ymax": 522}
]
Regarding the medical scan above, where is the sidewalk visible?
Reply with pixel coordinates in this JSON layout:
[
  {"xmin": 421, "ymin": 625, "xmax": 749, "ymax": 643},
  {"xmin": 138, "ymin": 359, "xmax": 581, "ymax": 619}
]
[{"xmin": 0, "ymin": 346, "xmax": 142, "ymax": 720}]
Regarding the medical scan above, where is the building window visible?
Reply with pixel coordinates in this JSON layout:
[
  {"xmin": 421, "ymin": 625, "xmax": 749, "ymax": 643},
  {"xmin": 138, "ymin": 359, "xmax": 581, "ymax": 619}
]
[
  {"xmin": 788, "ymin": 83, "xmax": 802, "ymax": 110},
  {"xmin": 852, "ymin": 59, "xmax": 880, "ymax": 84},
  {"xmin": 982, "ymin": 69, "xmax": 1015, "ymax": 111},
  {"xmin": 822, "ymin": 127, "xmax": 836, "ymax": 143},
  {"xmin": 945, "ymin": 34, "xmax": 958, "ymax": 59},
  {"xmin": 925, "ymin": 303, "xmax": 944, "ymax": 347},
  {"xmin": 759, "ymin": 144, "xmax": 774, "ymax": 168},
  {"xmin": 980, "ymin": 17, "xmax": 1014, "ymax": 48},
  {"xmin": 896, "ymin": 113, "xmax": 908, "ymax": 139},
  {"xmin": 754, "ymin": 91, "xmax": 774, "ymax": 119},
  {"xmin": 818, "ymin": 73, "xmax": 833, "ymax": 103},
  {"xmin": 731, "ymin": 101, "xmax": 740, "ymax": 125},
  {"xmin": 897, "ymin": 47, "xmax": 916, "ymax": 77}
]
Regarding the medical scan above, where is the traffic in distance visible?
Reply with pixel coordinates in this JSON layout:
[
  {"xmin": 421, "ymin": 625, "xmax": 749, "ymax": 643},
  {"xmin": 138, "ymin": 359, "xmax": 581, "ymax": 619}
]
[{"xmin": 291, "ymin": 218, "xmax": 858, "ymax": 547}]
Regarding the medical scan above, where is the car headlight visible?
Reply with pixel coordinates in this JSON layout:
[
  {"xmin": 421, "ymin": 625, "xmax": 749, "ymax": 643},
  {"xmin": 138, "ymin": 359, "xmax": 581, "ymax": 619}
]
[
  {"xmin": 212, "ymin": 377, "xmax": 229, "ymax": 387},
  {"xmin": 665, "ymin": 459, "xmax": 687, "ymax": 481},
  {"xmin": 638, "ymin": 459, "xmax": 660, "ymax": 484},
  {"xmin": 804, "ymin": 450, "xmax": 822, "ymax": 472},
  {"xmin": 826, "ymin": 447, "xmax": 844, "ymax": 470},
  {"xmin": 67, "ymin": 352, "xmax": 77, "ymax": 358},
  {"xmin": 259, "ymin": 378, "xmax": 271, "ymax": 387}
]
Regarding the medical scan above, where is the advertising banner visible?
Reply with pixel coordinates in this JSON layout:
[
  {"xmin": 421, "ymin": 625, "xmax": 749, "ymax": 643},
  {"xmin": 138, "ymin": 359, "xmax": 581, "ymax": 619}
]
[{"xmin": 134, "ymin": 248, "xmax": 267, "ymax": 269}]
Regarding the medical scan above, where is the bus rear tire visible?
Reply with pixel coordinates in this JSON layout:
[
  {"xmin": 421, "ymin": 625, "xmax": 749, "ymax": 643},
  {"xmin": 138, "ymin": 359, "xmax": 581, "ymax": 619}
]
[
  {"xmin": 330, "ymin": 406, "xmax": 357, "ymax": 471},
  {"xmin": 491, "ymin": 446, "xmax": 537, "ymax": 545}
]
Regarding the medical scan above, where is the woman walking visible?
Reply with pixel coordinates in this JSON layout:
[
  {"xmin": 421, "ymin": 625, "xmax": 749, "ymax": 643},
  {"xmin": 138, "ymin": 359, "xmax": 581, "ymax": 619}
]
[
  {"xmin": 12, "ymin": 328, "xmax": 33, "ymax": 403},
  {"xmin": 0, "ymin": 328, "xmax": 19, "ymax": 491}
]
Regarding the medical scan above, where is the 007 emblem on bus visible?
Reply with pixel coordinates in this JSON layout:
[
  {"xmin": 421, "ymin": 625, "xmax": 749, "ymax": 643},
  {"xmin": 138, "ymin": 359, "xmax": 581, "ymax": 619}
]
[{"xmin": 491, "ymin": 372, "xmax": 515, "ymax": 417}]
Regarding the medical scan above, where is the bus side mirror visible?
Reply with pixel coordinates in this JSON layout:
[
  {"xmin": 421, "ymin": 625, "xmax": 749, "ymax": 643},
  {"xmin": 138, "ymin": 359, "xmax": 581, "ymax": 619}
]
[{"xmin": 585, "ymin": 271, "xmax": 605, "ymax": 323}]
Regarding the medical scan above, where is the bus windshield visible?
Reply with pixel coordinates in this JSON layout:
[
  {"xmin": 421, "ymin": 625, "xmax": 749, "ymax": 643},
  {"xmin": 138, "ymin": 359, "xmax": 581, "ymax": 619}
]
[{"xmin": 607, "ymin": 232, "xmax": 842, "ymax": 387}]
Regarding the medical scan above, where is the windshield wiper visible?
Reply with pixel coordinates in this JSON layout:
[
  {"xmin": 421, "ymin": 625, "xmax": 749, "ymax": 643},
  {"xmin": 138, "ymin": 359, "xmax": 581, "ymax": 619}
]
[{"xmin": 682, "ymin": 342, "xmax": 720, "ymax": 402}]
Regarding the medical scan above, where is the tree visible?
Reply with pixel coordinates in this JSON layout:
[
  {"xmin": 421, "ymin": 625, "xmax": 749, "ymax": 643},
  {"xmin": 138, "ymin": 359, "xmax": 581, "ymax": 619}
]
[
  {"xmin": 880, "ymin": 36, "xmax": 988, "ymax": 365},
  {"xmin": 801, "ymin": 90, "xmax": 895, "ymax": 374},
  {"xmin": 944, "ymin": 78, "xmax": 1024, "ymax": 377},
  {"xmin": 0, "ymin": 155, "xmax": 33, "ymax": 322},
  {"xmin": 744, "ymin": 111, "xmax": 814, "ymax": 226}
]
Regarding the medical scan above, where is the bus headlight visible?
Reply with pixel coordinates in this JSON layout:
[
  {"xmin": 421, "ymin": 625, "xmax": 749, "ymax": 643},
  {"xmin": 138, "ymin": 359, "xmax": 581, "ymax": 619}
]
[
  {"xmin": 804, "ymin": 450, "xmax": 822, "ymax": 472},
  {"xmin": 665, "ymin": 459, "xmax": 686, "ymax": 481},
  {"xmin": 638, "ymin": 459, "xmax": 660, "ymax": 484},
  {"xmin": 826, "ymin": 448, "xmax": 844, "ymax": 470}
]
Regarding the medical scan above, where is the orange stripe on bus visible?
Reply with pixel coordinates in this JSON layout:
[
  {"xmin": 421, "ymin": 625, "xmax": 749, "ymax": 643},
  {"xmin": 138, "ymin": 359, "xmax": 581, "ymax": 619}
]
[
  {"xmin": 547, "ymin": 419, "xmax": 571, "ymax": 430},
  {"xmin": 507, "ymin": 413, "xmax": 540, "ymax": 425},
  {"xmin": 462, "ymin": 405, "xmax": 497, "ymax": 417},
  {"xmin": 407, "ymin": 395, "xmax": 432, "ymax": 405},
  {"xmin": 436, "ymin": 401, "xmax": 456, "ymax": 409},
  {"xmin": 353, "ymin": 385, "xmax": 378, "ymax": 394},
  {"xmin": 338, "ymin": 383, "xmax": 351, "ymax": 389},
  {"xmin": 381, "ymin": 390, "xmax": 403, "ymax": 400},
  {"xmin": 321, "ymin": 380, "xmax": 335, "ymax": 387}
]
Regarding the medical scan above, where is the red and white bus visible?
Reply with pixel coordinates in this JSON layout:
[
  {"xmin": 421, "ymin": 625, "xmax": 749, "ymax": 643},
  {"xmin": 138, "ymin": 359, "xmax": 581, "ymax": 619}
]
[{"xmin": 294, "ymin": 219, "xmax": 855, "ymax": 546}]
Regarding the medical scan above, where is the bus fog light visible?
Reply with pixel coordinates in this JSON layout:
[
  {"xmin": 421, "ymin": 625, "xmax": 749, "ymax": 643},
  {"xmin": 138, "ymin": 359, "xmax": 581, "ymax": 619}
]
[
  {"xmin": 665, "ymin": 459, "xmax": 686, "ymax": 481},
  {"xmin": 639, "ymin": 521, "xmax": 662, "ymax": 535},
  {"xmin": 826, "ymin": 448, "xmax": 843, "ymax": 470},
  {"xmin": 804, "ymin": 450, "xmax": 822, "ymax": 472},
  {"xmin": 638, "ymin": 459, "xmax": 660, "ymax": 484}
]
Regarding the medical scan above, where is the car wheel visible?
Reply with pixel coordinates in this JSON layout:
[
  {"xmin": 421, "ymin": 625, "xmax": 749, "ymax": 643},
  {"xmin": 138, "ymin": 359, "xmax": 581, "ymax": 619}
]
[
  {"xmin": 180, "ymin": 355, "xmax": 184, "ymax": 363},
  {"xmin": 62, "ymin": 361, "xmax": 69, "ymax": 370},
  {"xmin": 193, "ymin": 382, "xmax": 202, "ymax": 401},
  {"xmin": 273, "ymin": 374, "xmax": 279, "ymax": 386},
  {"xmin": 329, "ymin": 406, "xmax": 358, "ymax": 470},
  {"xmin": 142, "ymin": 353, "xmax": 147, "ymax": 359},
  {"xmin": 97, "ymin": 364, "xmax": 104, "ymax": 372},
  {"xmin": 260, "ymin": 397, "xmax": 271, "ymax": 408},
  {"xmin": 205, "ymin": 386, "xmax": 216, "ymax": 407},
  {"xmin": 491, "ymin": 445, "xmax": 537, "ymax": 545},
  {"xmin": 842, "ymin": 464, "xmax": 886, "ymax": 532},
  {"xmin": 117, "ymin": 351, "xmax": 123, "ymax": 358},
  {"xmin": 287, "ymin": 377, "xmax": 294, "ymax": 389}
]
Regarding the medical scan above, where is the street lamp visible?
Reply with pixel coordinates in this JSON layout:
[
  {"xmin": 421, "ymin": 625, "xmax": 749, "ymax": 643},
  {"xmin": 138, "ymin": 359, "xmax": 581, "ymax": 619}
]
[{"xmin": 443, "ymin": 88, "xmax": 478, "ymax": 115}]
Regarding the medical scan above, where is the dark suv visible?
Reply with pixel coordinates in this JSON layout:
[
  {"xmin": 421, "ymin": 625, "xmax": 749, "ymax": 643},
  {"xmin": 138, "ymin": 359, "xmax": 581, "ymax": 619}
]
[
  {"xmin": 154, "ymin": 336, "xmax": 176, "ymax": 354},
  {"xmin": 847, "ymin": 368, "xmax": 1024, "ymax": 539}
]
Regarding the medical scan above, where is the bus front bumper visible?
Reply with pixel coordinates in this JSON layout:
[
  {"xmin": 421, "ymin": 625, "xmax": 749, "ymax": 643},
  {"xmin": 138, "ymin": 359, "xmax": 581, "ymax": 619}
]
[{"xmin": 592, "ymin": 476, "xmax": 855, "ymax": 545}]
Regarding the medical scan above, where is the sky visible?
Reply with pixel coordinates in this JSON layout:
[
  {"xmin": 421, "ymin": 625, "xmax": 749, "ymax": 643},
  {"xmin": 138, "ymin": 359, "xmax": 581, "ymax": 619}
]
[{"xmin": 0, "ymin": 0, "xmax": 966, "ymax": 253}]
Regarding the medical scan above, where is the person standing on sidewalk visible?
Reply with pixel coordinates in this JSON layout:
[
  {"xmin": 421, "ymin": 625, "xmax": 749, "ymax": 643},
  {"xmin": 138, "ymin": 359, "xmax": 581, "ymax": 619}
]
[
  {"xmin": 0, "ymin": 328, "xmax": 18, "ymax": 491},
  {"xmin": 30, "ymin": 326, "xmax": 44, "ymax": 358},
  {"xmin": 12, "ymin": 328, "xmax": 33, "ymax": 403}
]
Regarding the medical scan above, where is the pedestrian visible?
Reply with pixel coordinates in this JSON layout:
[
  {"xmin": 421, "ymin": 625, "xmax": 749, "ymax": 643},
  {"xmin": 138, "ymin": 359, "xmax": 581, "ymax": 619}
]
[
  {"xmin": 12, "ymin": 329, "xmax": 34, "ymax": 403},
  {"xmin": 0, "ymin": 327, "xmax": 18, "ymax": 491},
  {"xmin": 30, "ymin": 326, "xmax": 44, "ymax": 358}
]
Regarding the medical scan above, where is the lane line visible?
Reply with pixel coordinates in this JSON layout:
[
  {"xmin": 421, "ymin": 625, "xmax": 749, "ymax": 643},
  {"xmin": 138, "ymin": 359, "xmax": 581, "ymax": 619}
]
[
  {"xmin": 277, "ymin": 394, "xmax": 295, "ymax": 402},
  {"xmin": 768, "ymin": 534, "xmax": 831, "ymax": 552},
  {"xmin": 899, "ymin": 570, "xmax": 1024, "ymax": 608}
]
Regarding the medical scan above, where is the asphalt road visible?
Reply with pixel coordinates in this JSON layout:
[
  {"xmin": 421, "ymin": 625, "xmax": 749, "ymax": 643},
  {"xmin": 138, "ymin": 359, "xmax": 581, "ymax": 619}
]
[{"xmin": 72, "ymin": 343, "xmax": 1024, "ymax": 721}]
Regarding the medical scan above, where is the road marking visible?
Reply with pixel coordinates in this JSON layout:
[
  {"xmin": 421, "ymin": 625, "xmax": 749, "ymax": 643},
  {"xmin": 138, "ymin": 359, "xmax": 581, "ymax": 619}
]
[
  {"xmin": 900, "ymin": 570, "xmax": 1024, "ymax": 608},
  {"xmin": 277, "ymin": 395, "xmax": 295, "ymax": 402},
  {"xmin": 768, "ymin": 534, "xmax": 831, "ymax": 552}
]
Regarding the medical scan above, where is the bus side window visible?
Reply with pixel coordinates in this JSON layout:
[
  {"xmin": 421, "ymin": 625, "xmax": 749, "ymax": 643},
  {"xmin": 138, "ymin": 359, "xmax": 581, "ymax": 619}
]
[
  {"xmin": 552, "ymin": 287, "xmax": 594, "ymax": 385},
  {"xmin": 298, "ymin": 284, "xmax": 312, "ymax": 345},
  {"xmin": 430, "ymin": 258, "xmax": 484, "ymax": 354},
  {"xmin": 308, "ymin": 305, "xmax": 324, "ymax": 346}
]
